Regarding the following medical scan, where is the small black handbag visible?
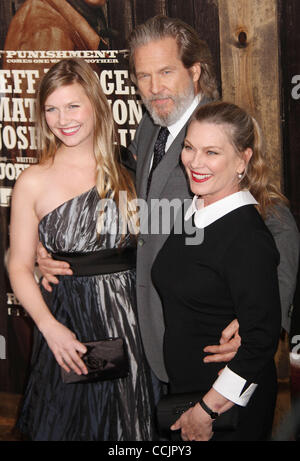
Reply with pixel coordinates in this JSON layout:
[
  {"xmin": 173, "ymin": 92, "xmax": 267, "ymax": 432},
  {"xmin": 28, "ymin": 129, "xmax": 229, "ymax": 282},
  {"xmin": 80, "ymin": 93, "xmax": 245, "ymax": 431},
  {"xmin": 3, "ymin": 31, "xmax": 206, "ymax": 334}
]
[
  {"xmin": 61, "ymin": 338, "xmax": 129, "ymax": 384},
  {"xmin": 157, "ymin": 392, "xmax": 239, "ymax": 433}
]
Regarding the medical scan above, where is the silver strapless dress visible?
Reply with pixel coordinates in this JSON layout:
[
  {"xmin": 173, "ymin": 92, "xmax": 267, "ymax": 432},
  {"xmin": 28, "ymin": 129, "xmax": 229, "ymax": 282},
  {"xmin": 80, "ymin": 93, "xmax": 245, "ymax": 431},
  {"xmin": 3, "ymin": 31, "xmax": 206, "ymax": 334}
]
[{"xmin": 17, "ymin": 187, "xmax": 155, "ymax": 441}]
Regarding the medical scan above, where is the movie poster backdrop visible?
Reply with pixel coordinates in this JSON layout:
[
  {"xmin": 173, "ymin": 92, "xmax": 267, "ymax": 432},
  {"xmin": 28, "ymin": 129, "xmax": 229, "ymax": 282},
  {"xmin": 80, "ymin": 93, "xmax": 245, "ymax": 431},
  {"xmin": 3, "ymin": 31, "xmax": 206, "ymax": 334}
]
[{"xmin": 0, "ymin": 0, "xmax": 143, "ymax": 393}]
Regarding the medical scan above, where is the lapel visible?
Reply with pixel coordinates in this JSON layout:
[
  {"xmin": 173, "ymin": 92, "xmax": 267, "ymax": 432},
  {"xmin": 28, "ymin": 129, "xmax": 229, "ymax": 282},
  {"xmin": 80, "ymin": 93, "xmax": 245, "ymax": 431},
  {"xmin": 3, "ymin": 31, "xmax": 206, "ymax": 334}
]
[{"xmin": 138, "ymin": 124, "xmax": 161, "ymax": 200}]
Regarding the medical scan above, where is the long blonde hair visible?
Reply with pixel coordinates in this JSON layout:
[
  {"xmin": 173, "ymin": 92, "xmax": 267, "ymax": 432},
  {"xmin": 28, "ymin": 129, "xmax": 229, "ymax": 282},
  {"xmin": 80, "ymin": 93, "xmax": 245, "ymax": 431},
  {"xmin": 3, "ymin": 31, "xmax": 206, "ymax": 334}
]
[
  {"xmin": 36, "ymin": 58, "xmax": 137, "ymax": 235},
  {"xmin": 190, "ymin": 101, "xmax": 288, "ymax": 218}
]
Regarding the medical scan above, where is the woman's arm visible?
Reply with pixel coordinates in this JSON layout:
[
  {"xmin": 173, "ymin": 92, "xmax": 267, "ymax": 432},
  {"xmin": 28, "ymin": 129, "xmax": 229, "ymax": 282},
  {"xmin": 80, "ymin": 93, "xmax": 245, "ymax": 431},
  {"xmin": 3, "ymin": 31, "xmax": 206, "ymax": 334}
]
[
  {"xmin": 171, "ymin": 387, "xmax": 235, "ymax": 441},
  {"xmin": 8, "ymin": 170, "xmax": 88, "ymax": 375},
  {"xmin": 220, "ymin": 228, "xmax": 281, "ymax": 381}
]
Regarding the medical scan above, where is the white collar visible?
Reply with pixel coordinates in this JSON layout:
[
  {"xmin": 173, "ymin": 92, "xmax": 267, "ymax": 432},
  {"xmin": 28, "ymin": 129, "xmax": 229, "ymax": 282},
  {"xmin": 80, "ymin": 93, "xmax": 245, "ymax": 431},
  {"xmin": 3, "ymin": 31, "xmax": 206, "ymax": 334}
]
[
  {"xmin": 184, "ymin": 190, "xmax": 258, "ymax": 229},
  {"xmin": 166, "ymin": 94, "xmax": 201, "ymax": 144}
]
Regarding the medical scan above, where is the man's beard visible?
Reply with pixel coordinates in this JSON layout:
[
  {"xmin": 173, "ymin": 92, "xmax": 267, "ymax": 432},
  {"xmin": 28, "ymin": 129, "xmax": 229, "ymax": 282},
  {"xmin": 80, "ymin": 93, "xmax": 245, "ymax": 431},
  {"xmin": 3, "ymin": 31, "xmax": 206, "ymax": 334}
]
[{"xmin": 142, "ymin": 80, "xmax": 195, "ymax": 127}]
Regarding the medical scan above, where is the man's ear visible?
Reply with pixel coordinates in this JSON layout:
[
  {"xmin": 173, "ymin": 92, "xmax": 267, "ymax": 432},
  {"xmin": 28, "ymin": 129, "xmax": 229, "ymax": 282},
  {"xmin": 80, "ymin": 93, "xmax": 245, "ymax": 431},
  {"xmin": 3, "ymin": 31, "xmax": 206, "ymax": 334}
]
[
  {"xmin": 190, "ymin": 62, "xmax": 201, "ymax": 84},
  {"xmin": 189, "ymin": 62, "xmax": 201, "ymax": 95}
]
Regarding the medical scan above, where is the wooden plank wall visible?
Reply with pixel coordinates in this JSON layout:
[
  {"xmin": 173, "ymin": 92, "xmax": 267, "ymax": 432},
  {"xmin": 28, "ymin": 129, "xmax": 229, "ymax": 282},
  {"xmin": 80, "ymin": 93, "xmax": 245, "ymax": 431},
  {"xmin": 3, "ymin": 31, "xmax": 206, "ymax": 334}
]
[
  {"xmin": 218, "ymin": 0, "xmax": 282, "ymax": 188},
  {"xmin": 107, "ymin": 0, "xmax": 222, "ymax": 90},
  {"xmin": 108, "ymin": 0, "xmax": 288, "ymax": 198},
  {"xmin": 0, "ymin": 1, "xmax": 13, "ymax": 50},
  {"xmin": 167, "ymin": 0, "xmax": 221, "ymax": 92}
]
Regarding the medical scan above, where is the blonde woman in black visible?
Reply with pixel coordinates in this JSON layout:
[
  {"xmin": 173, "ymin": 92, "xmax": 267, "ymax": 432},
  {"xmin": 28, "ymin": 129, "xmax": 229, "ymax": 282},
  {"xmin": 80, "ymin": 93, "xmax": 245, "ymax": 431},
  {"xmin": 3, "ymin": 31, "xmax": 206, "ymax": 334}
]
[{"xmin": 152, "ymin": 101, "xmax": 285, "ymax": 441}]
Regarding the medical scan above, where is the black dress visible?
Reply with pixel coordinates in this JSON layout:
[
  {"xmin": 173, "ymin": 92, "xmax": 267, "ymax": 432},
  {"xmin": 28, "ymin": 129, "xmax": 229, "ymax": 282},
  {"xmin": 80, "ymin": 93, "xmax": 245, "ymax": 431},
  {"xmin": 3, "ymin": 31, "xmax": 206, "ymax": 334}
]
[
  {"xmin": 17, "ymin": 186, "xmax": 155, "ymax": 441},
  {"xmin": 152, "ymin": 202, "xmax": 281, "ymax": 441}
]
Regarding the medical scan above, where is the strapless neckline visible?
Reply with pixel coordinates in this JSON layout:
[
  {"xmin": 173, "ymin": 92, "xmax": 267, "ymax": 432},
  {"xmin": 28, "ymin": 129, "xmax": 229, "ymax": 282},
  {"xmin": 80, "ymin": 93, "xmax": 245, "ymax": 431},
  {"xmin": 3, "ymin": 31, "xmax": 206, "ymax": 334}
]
[{"xmin": 38, "ymin": 186, "xmax": 97, "ymax": 227}]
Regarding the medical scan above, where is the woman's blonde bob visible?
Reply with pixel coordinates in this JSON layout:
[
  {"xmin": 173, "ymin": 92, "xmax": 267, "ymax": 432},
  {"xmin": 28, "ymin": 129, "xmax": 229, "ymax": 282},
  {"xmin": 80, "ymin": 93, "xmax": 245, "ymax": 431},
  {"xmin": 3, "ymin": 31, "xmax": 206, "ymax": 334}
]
[
  {"xmin": 189, "ymin": 101, "xmax": 288, "ymax": 218},
  {"xmin": 36, "ymin": 58, "xmax": 137, "ymax": 235}
]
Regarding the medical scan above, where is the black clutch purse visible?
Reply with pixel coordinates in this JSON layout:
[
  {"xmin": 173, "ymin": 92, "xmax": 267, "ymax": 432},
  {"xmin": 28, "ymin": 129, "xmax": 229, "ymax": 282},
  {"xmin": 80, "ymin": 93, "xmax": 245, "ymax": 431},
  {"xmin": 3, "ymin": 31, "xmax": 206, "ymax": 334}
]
[
  {"xmin": 61, "ymin": 338, "xmax": 129, "ymax": 384},
  {"xmin": 157, "ymin": 392, "xmax": 239, "ymax": 433}
]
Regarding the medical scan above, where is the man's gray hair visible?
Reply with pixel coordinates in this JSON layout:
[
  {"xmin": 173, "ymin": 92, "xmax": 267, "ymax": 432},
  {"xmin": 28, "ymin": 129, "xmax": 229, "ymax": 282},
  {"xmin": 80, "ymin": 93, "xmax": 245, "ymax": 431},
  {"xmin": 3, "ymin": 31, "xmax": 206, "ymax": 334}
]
[{"xmin": 128, "ymin": 15, "xmax": 219, "ymax": 100}]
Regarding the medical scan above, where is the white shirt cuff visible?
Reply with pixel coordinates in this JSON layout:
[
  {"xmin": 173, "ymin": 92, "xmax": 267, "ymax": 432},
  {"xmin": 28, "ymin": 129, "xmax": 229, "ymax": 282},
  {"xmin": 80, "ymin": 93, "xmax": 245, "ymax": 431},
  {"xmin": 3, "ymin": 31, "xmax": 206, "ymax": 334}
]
[{"xmin": 212, "ymin": 366, "xmax": 258, "ymax": 407}]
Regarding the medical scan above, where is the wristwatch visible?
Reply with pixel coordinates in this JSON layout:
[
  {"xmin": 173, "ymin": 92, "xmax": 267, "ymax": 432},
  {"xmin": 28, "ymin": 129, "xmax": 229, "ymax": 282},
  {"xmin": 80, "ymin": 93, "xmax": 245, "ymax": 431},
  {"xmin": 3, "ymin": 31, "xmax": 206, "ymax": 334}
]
[{"xmin": 199, "ymin": 399, "xmax": 219, "ymax": 420}]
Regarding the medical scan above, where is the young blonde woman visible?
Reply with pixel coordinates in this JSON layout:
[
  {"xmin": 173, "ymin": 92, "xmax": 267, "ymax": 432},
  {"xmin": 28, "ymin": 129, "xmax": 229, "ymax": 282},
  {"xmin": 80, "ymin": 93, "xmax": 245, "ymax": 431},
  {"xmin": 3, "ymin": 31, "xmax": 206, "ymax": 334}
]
[
  {"xmin": 152, "ymin": 101, "xmax": 286, "ymax": 441},
  {"xmin": 8, "ymin": 58, "xmax": 154, "ymax": 441}
]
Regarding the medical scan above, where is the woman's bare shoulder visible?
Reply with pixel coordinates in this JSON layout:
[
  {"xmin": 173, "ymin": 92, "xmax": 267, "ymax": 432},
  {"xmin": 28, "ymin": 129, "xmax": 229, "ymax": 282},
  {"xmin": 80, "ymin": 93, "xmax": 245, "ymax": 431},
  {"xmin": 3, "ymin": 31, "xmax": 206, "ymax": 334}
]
[{"xmin": 13, "ymin": 161, "xmax": 53, "ymax": 195}]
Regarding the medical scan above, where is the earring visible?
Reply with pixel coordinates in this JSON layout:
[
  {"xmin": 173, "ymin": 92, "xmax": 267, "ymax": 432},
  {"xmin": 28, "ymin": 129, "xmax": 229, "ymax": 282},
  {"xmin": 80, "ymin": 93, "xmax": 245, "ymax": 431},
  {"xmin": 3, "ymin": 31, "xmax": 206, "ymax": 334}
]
[{"xmin": 238, "ymin": 173, "xmax": 243, "ymax": 179}]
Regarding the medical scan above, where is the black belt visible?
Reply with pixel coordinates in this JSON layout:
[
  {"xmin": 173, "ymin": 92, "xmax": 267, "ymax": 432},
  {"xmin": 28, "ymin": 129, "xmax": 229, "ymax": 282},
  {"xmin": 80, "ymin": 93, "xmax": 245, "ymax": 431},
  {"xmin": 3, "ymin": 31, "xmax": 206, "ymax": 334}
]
[{"xmin": 52, "ymin": 247, "xmax": 136, "ymax": 276}]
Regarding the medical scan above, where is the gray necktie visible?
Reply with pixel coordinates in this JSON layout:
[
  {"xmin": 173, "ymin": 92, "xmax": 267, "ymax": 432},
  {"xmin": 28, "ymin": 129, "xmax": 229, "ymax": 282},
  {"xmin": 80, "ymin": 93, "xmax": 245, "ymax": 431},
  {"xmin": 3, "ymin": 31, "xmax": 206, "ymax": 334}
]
[{"xmin": 146, "ymin": 127, "xmax": 169, "ymax": 198}]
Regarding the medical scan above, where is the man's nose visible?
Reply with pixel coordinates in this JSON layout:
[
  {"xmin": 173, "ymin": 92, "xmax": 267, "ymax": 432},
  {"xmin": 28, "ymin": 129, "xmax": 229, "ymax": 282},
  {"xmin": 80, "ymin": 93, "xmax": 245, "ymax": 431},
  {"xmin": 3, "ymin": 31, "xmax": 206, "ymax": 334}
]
[{"xmin": 150, "ymin": 75, "xmax": 162, "ymax": 94}]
